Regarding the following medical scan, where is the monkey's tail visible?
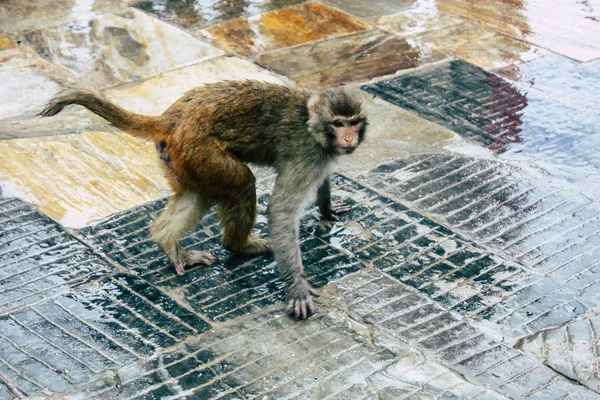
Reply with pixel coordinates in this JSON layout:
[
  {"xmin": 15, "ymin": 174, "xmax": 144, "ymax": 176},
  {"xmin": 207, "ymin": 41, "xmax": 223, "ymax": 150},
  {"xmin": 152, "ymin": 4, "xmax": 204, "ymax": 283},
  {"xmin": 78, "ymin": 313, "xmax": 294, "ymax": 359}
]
[{"xmin": 40, "ymin": 88, "xmax": 162, "ymax": 140}]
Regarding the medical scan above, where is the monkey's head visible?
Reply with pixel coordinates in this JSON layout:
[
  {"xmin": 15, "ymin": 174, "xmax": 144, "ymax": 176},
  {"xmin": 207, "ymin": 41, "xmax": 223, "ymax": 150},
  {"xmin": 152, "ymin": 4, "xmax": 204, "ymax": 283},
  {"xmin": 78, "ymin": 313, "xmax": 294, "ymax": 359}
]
[{"xmin": 307, "ymin": 87, "xmax": 367, "ymax": 155}]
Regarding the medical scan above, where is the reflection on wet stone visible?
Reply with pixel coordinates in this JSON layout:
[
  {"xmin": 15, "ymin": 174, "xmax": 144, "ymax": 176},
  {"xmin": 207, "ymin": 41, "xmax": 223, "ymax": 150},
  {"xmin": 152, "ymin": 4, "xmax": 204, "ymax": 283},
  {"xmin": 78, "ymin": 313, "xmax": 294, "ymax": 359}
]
[
  {"xmin": 322, "ymin": 0, "xmax": 414, "ymax": 20},
  {"xmin": 257, "ymin": 29, "xmax": 446, "ymax": 90},
  {"xmin": 437, "ymin": 0, "xmax": 600, "ymax": 62},
  {"xmin": 0, "ymin": 47, "xmax": 94, "ymax": 120},
  {"xmin": 363, "ymin": 59, "xmax": 528, "ymax": 151},
  {"xmin": 198, "ymin": 3, "xmax": 372, "ymax": 57},
  {"xmin": 376, "ymin": 9, "xmax": 547, "ymax": 70},
  {"xmin": 23, "ymin": 8, "xmax": 223, "ymax": 88},
  {"xmin": 0, "ymin": 0, "xmax": 127, "ymax": 35},
  {"xmin": 133, "ymin": 0, "xmax": 305, "ymax": 30},
  {"xmin": 0, "ymin": 197, "xmax": 114, "ymax": 315}
]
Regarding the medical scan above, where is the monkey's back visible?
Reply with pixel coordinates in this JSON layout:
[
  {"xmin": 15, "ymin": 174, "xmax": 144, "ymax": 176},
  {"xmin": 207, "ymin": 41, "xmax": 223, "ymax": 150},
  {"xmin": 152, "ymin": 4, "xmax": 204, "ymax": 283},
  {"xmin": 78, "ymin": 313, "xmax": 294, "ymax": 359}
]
[{"xmin": 161, "ymin": 80, "xmax": 314, "ymax": 167}]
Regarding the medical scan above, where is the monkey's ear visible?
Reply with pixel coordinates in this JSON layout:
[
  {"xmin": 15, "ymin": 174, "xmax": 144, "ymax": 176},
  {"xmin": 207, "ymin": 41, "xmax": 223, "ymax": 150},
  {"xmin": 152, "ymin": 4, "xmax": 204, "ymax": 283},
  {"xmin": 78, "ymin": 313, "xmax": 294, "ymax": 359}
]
[{"xmin": 307, "ymin": 93, "xmax": 323, "ymax": 122}]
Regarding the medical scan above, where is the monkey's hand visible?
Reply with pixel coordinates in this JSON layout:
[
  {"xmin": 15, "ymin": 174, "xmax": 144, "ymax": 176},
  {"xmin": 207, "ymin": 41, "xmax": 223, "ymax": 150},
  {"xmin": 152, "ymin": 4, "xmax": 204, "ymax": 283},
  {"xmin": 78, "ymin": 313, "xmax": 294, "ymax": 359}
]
[
  {"xmin": 287, "ymin": 277, "xmax": 319, "ymax": 320},
  {"xmin": 320, "ymin": 201, "xmax": 352, "ymax": 222}
]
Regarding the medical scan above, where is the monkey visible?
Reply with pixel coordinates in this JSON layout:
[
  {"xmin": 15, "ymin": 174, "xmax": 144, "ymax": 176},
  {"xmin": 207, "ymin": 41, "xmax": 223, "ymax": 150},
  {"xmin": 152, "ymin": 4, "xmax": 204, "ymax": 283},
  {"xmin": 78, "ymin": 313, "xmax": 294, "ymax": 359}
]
[{"xmin": 40, "ymin": 80, "xmax": 367, "ymax": 319}]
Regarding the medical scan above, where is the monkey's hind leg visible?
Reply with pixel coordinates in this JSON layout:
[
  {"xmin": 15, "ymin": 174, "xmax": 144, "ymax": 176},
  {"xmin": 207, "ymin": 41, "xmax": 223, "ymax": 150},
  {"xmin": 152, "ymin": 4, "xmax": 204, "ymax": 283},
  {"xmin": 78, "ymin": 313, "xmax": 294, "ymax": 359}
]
[
  {"xmin": 217, "ymin": 168, "xmax": 272, "ymax": 256},
  {"xmin": 151, "ymin": 188, "xmax": 216, "ymax": 276}
]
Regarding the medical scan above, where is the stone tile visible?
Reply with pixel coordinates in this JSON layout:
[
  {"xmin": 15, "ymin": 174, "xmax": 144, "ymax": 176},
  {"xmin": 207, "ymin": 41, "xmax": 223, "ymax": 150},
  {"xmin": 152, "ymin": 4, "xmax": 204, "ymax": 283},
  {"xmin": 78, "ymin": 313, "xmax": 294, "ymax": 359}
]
[
  {"xmin": 23, "ymin": 8, "xmax": 224, "ymax": 88},
  {"xmin": 363, "ymin": 59, "xmax": 600, "ymax": 171},
  {"xmin": 321, "ymin": 0, "xmax": 414, "ymax": 20},
  {"xmin": 0, "ymin": 197, "xmax": 114, "ymax": 315},
  {"xmin": 78, "ymin": 175, "xmax": 369, "ymax": 322},
  {"xmin": 495, "ymin": 54, "xmax": 600, "ymax": 117},
  {"xmin": 362, "ymin": 59, "xmax": 529, "ymax": 152},
  {"xmin": 132, "ymin": 0, "xmax": 305, "ymax": 30},
  {"xmin": 0, "ymin": 0, "xmax": 126, "ymax": 35},
  {"xmin": 358, "ymin": 155, "xmax": 598, "ymax": 339},
  {"xmin": 452, "ymin": 34, "xmax": 549, "ymax": 71},
  {"xmin": 198, "ymin": 3, "xmax": 371, "ymax": 58},
  {"xmin": 0, "ymin": 47, "xmax": 94, "ymax": 121},
  {"xmin": 73, "ymin": 309, "xmax": 401, "ymax": 399},
  {"xmin": 517, "ymin": 315, "xmax": 600, "ymax": 394},
  {"xmin": 0, "ymin": 131, "xmax": 169, "ymax": 227},
  {"xmin": 437, "ymin": 0, "xmax": 600, "ymax": 62},
  {"xmin": 335, "ymin": 269, "xmax": 595, "ymax": 400},
  {"xmin": 105, "ymin": 56, "xmax": 290, "ymax": 115},
  {"xmin": 376, "ymin": 4, "xmax": 548, "ymax": 71},
  {"xmin": 0, "ymin": 273, "xmax": 210, "ymax": 397},
  {"xmin": 257, "ymin": 29, "xmax": 446, "ymax": 90},
  {"xmin": 0, "ymin": 107, "xmax": 112, "ymax": 140}
]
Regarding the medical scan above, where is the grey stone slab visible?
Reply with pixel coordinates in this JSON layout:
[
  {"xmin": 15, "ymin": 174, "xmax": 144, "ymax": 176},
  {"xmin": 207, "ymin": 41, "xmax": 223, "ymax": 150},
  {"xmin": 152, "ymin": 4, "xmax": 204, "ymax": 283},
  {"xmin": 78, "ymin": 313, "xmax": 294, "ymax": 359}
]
[
  {"xmin": 361, "ymin": 153, "xmax": 600, "ymax": 303},
  {"xmin": 363, "ymin": 59, "xmax": 600, "ymax": 175},
  {"xmin": 321, "ymin": 0, "xmax": 414, "ymax": 20},
  {"xmin": 335, "ymin": 269, "xmax": 597, "ymax": 400},
  {"xmin": 0, "ymin": 47, "xmax": 94, "ymax": 121},
  {"xmin": 0, "ymin": 272, "xmax": 211, "ymax": 397},
  {"xmin": 516, "ymin": 315, "xmax": 600, "ymax": 394},
  {"xmin": 133, "ymin": 0, "xmax": 305, "ymax": 30},
  {"xmin": 65, "ymin": 305, "xmax": 509, "ymax": 400},
  {"xmin": 0, "ymin": 0, "xmax": 126, "ymax": 35},
  {"xmin": 23, "ymin": 8, "xmax": 223, "ymax": 88},
  {"xmin": 0, "ymin": 198, "xmax": 113, "ymax": 315}
]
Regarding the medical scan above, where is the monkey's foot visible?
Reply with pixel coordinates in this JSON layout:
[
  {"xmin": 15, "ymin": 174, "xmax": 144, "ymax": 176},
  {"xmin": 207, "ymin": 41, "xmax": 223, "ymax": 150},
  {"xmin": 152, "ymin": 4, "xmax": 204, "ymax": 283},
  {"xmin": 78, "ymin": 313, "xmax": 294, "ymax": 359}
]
[
  {"xmin": 321, "ymin": 201, "xmax": 352, "ymax": 221},
  {"xmin": 173, "ymin": 251, "xmax": 217, "ymax": 276},
  {"xmin": 287, "ymin": 279, "xmax": 320, "ymax": 320},
  {"xmin": 239, "ymin": 237, "xmax": 273, "ymax": 256}
]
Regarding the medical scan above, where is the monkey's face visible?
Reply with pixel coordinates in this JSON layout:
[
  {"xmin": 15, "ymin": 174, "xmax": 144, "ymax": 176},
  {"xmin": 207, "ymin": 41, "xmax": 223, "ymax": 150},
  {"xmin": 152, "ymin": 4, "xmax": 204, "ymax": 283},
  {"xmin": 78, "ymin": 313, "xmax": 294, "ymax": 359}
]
[{"xmin": 328, "ymin": 117, "xmax": 366, "ymax": 155}]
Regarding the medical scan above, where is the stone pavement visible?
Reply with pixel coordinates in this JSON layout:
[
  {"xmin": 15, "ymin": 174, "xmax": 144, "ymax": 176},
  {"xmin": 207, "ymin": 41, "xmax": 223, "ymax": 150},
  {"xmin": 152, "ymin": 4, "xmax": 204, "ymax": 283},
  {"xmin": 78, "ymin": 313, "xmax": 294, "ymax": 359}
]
[{"xmin": 0, "ymin": 1, "xmax": 599, "ymax": 399}]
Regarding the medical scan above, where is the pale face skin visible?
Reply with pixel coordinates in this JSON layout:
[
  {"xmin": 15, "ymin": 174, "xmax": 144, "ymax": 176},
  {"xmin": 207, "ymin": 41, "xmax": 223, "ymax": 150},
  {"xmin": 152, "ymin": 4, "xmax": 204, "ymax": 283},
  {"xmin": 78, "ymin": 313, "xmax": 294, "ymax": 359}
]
[{"xmin": 328, "ymin": 117, "xmax": 366, "ymax": 154}]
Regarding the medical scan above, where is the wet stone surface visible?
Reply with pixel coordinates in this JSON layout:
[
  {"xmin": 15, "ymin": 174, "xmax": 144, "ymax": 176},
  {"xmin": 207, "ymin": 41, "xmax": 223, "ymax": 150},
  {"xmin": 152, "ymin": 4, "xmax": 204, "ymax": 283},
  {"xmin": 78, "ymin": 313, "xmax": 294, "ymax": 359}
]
[
  {"xmin": 133, "ymin": 0, "xmax": 305, "ymax": 30},
  {"xmin": 517, "ymin": 315, "xmax": 600, "ymax": 394},
  {"xmin": 68, "ymin": 307, "xmax": 510, "ymax": 400},
  {"xmin": 257, "ymin": 29, "xmax": 446, "ymax": 90},
  {"xmin": 363, "ymin": 59, "xmax": 600, "ymax": 174},
  {"xmin": 0, "ymin": 47, "xmax": 95, "ymax": 121},
  {"xmin": 0, "ymin": 0, "xmax": 127, "ymax": 36},
  {"xmin": 495, "ymin": 54, "xmax": 600, "ymax": 118},
  {"xmin": 23, "ymin": 8, "xmax": 223, "ymax": 88},
  {"xmin": 336, "ymin": 269, "xmax": 596, "ymax": 400},
  {"xmin": 0, "ymin": 197, "xmax": 113, "ymax": 315},
  {"xmin": 362, "ymin": 59, "xmax": 529, "ymax": 152},
  {"xmin": 197, "ymin": 3, "xmax": 371, "ymax": 58},
  {"xmin": 362, "ymin": 153, "xmax": 600, "ymax": 304},
  {"xmin": 2, "ymin": 169, "xmax": 600, "ymax": 397},
  {"xmin": 437, "ymin": 0, "xmax": 600, "ymax": 62}
]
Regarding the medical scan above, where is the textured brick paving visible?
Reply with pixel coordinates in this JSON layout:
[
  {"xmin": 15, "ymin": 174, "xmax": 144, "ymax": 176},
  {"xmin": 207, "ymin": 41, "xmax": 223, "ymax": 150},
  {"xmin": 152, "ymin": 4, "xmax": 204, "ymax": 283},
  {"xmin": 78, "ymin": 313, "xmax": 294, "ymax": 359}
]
[
  {"xmin": 361, "ymin": 153, "xmax": 600, "ymax": 304},
  {"xmin": 0, "ymin": 198, "xmax": 113, "ymax": 315},
  {"xmin": 4, "ymin": 168, "xmax": 599, "ymax": 398},
  {"xmin": 362, "ymin": 60, "xmax": 529, "ymax": 151},
  {"xmin": 2, "ymin": 1, "xmax": 600, "ymax": 398}
]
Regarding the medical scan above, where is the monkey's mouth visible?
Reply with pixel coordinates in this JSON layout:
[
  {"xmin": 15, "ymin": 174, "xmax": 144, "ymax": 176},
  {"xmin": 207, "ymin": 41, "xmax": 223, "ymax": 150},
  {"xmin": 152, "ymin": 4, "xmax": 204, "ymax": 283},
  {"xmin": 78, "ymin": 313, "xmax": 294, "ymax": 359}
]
[{"xmin": 340, "ymin": 147, "xmax": 356, "ymax": 154}]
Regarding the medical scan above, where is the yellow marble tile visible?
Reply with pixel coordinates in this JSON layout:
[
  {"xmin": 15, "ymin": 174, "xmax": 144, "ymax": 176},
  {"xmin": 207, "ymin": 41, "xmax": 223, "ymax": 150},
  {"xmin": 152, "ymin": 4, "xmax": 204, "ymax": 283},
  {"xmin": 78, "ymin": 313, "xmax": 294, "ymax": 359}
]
[
  {"xmin": 0, "ymin": 131, "xmax": 170, "ymax": 227},
  {"xmin": 199, "ymin": 3, "xmax": 372, "ymax": 57}
]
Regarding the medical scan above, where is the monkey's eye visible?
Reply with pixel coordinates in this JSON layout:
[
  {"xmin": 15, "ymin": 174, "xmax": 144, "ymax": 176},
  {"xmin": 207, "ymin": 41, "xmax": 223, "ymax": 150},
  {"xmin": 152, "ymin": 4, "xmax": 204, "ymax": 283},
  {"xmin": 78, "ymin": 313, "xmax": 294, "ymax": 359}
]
[
  {"xmin": 331, "ymin": 121, "xmax": 344, "ymax": 128},
  {"xmin": 350, "ymin": 120, "xmax": 361, "ymax": 126}
]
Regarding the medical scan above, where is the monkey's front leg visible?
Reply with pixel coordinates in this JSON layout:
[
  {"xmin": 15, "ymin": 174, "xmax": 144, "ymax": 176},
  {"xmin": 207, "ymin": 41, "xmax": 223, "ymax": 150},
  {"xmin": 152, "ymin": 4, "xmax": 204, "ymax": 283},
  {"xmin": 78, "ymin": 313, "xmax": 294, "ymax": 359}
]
[
  {"xmin": 317, "ymin": 177, "xmax": 352, "ymax": 221},
  {"xmin": 268, "ymin": 174, "xmax": 320, "ymax": 319}
]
